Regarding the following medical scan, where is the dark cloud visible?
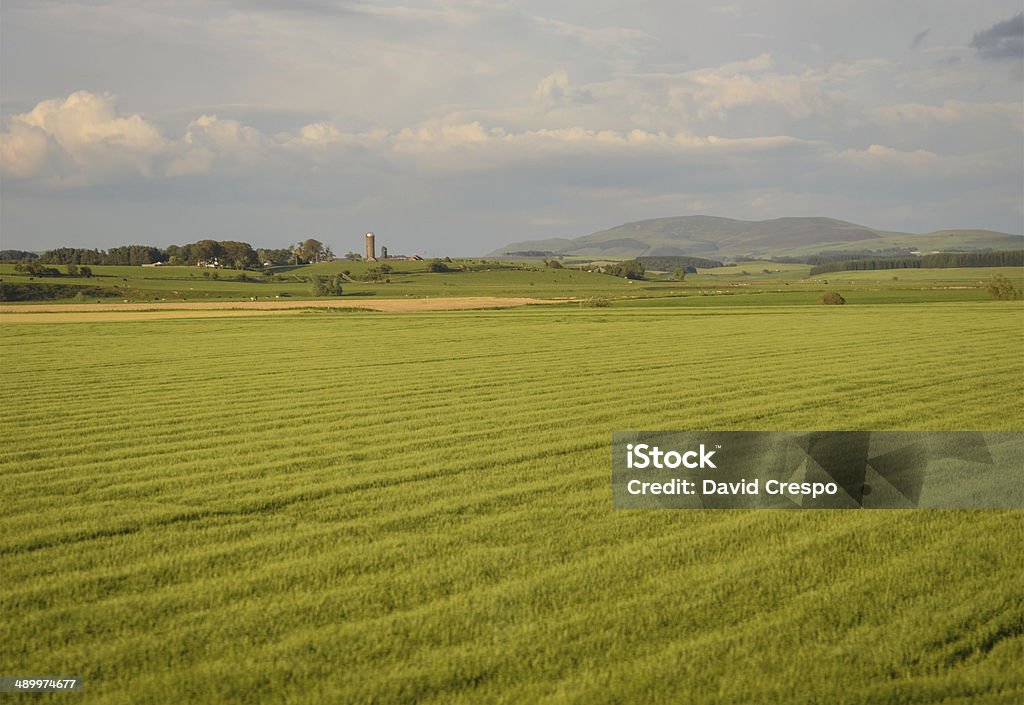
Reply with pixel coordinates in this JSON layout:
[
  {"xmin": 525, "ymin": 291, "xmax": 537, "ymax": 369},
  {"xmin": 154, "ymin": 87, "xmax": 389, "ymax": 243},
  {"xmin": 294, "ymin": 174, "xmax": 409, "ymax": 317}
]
[
  {"xmin": 969, "ymin": 13, "xmax": 1024, "ymax": 60},
  {"xmin": 911, "ymin": 29, "xmax": 929, "ymax": 49}
]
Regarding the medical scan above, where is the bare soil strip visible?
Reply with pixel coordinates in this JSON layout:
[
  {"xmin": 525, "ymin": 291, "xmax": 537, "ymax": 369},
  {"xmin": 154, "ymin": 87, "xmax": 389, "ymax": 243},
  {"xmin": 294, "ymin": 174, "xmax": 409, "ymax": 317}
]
[{"xmin": 0, "ymin": 297, "xmax": 565, "ymax": 323}]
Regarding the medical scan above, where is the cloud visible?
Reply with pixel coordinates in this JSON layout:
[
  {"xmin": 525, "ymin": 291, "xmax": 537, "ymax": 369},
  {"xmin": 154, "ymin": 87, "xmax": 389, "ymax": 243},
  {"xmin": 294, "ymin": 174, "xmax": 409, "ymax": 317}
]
[
  {"xmin": 533, "ymin": 71, "xmax": 594, "ymax": 106},
  {"xmin": 680, "ymin": 54, "xmax": 837, "ymax": 120},
  {"xmin": 835, "ymin": 144, "xmax": 1014, "ymax": 185},
  {"xmin": 840, "ymin": 144, "xmax": 941, "ymax": 172},
  {"xmin": 970, "ymin": 12, "xmax": 1024, "ymax": 60},
  {"xmin": 0, "ymin": 91, "xmax": 166, "ymax": 186},
  {"xmin": 182, "ymin": 115, "xmax": 267, "ymax": 158},
  {"xmin": 710, "ymin": 5, "xmax": 744, "ymax": 17},
  {"xmin": 865, "ymin": 100, "xmax": 1023, "ymax": 128},
  {"xmin": 911, "ymin": 29, "xmax": 929, "ymax": 49},
  {"xmin": 530, "ymin": 16, "xmax": 651, "ymax": 50},
  {"xmin": 4, "ymin": 89, "xmax": 825, "ymax": 186},
  {"xmin": 349, "ymin": 2, "xmax": 481, "ymax": 26}
]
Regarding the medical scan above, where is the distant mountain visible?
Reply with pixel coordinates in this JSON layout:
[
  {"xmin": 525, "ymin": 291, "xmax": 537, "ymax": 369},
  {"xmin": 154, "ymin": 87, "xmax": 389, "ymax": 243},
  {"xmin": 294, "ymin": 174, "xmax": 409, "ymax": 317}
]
[{"xmin": 488, "ymin": 216, "xmax": 1023, "ymax": 259}]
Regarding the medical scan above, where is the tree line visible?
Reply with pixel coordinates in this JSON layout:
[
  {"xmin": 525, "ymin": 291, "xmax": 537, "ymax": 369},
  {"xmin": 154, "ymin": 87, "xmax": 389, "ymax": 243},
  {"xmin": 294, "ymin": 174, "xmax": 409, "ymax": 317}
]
[
  {"xmin": 0, "ymin": 283, "xmax": 116, "ymax": 302},
  {"xmin": 772, "ymin": 250, "xmax": 915, "ymax": 266},
  {"xmin": 4, "ymin": 238, "xmax": 335, "ymax": 269},
  {"xmin": 809, "ymin": 250, "xmax": 1023, "ymax": 275},
  {"xmin": 636, "ymin": 255, "xmax": 724, "ymax": 270}
]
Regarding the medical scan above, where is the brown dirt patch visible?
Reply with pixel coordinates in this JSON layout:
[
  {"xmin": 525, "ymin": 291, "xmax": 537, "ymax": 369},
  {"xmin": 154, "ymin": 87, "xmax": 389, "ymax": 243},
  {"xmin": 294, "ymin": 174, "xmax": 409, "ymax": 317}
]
[{"xmin": 0, "ymin": 297, "xmax": 565, "ymax": 323}]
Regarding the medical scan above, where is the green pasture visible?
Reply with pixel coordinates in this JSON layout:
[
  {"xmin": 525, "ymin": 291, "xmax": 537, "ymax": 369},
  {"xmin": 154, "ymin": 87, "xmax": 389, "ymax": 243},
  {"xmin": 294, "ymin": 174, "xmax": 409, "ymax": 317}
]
[
  {"xmin": 2, "ymin": 301, "xmax": 1023, "ymax": 704},
  {"xmin": 1, "ymin": 261, "xmax": 1021, "ymax": 305}
]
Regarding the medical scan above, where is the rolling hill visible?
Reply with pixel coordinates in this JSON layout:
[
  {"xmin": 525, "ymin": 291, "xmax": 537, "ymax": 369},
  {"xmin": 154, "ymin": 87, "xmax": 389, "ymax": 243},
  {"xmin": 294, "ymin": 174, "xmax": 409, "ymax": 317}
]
[{"xmin": 489, "ymin": 216, "xmax": 1023, "ymax": 259}]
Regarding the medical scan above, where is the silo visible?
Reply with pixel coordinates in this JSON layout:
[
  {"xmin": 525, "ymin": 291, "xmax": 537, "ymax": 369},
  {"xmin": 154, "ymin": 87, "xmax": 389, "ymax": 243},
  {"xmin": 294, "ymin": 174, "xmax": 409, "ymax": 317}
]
[{"xmin": 365, "ymin": 232, "xmax": 376, "ymax": 261}]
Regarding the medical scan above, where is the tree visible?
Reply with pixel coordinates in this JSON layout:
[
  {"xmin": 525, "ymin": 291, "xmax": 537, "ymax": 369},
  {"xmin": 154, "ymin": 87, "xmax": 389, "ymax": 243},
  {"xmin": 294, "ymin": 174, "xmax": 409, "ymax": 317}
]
[
  {"xmin": 673, "ymin": 267, "xmax": 686, "ymax": 281},
  {"xmin": 821, "ymin": 291, "xmax": 846, "ymax": 305},
  {"xmin": 427, "ymin": 260, "xmax": 450, "ymax": 273},
  {"xmin": 344, "ymin": 252, "xmax": 363, "ymax": 261},
  {"xmin": 189, "ymin": 240, "xmax": 224, "ymax": 265},
  {"xmin": 309, "ymin": 275, "xmax": 326, "ymax": 296},
  {"xmin": 987, "ymin": 274, "xmax": 1021, "ymax": 301},
  {"xmin": 257, "ymin": 248, "xmax": 292, "ymax": 266},
  {"xmin": 606, "ymin": 260, "xmax": 644, "ymax": 280},
  {"xmin": 300, "ymin": 239, "xmax": 324, "ymax": 263},
  {"xmin": 545, "ymin": 259, "xmax": 563, "ymax": 269},
  {"xmin": 220, "ymin": 241, "xmax": 258, "ymax": 270}
]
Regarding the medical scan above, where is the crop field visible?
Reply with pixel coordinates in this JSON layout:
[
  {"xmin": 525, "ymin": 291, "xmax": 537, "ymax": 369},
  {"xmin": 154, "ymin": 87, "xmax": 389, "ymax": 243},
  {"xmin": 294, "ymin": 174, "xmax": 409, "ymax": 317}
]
[{"xmin": 2, "ymin": 302, "xmax": 1024, "ymax": 704}]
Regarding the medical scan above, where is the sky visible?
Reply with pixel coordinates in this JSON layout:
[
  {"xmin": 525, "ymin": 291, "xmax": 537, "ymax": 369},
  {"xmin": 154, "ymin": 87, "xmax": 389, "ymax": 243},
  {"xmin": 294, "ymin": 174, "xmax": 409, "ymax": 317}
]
[{"xmin": 1, "ymin": 1, "xmax": 1022, "ymax": 256}]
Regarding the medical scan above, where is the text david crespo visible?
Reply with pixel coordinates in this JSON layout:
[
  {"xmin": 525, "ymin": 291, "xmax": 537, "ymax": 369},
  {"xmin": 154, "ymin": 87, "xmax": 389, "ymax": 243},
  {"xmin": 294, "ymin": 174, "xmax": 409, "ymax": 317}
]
[
  {"xmin": 612, "ymin": 431, "xmax": 1024, "ymax": 510},
  {"xmin": 624, "ymin": 441, "xmax": 838, "ymax": 500}
]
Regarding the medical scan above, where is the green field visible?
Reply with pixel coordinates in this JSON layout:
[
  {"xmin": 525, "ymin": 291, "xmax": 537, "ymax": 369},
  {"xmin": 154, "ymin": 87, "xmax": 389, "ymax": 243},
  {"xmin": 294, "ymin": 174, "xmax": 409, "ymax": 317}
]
[
  {"xmin": 2, "ymin": 300, "xmax": 1023, "ymax": 703},
  {"xmin": 2, "ymin": 260, "xmax": 1022, "ymax": 305}
]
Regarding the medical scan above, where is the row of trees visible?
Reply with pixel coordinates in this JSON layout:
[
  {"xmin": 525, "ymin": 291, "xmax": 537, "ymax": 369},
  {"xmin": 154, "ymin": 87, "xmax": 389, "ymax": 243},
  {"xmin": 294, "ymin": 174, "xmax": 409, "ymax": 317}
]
[
  {"xmin": 13, "ymin": 261, "xmax": 96, "ymax": 277},
  {"xmin": 809, "ymin": 250, "xmax": 1023, "ymax": 275},
  {"xmin": 0, "ymin": 283, "xmax": 115, "ymax": 302},
  {"xmin": 0, "ymin": 250, "xmax": 40, "ymax": 262},
  {"xmin": 773, "ymin": 249, "xmax": 915, "ymax": 266},
  {"xmin": 41, "ymin": 245, "xmax": 165, "ymax": 266},
  {"xmin": 636, "ymin": 255, "xmax": 724, "ymax": 270},
  {"xmin": 20, "ymin": 238, "xmax": 337, "ymax": 270}
]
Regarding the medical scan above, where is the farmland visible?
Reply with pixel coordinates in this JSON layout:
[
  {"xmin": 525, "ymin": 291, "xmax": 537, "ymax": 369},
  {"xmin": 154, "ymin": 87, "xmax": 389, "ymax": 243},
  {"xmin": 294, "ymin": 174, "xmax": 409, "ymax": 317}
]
[
  {"xmin": 2, "ymin": 299, "xmax": 1023, "ymax": 704},
  {"xmin": 2, "ymin": 259, "xmax": 1022, "ymax": 305}
]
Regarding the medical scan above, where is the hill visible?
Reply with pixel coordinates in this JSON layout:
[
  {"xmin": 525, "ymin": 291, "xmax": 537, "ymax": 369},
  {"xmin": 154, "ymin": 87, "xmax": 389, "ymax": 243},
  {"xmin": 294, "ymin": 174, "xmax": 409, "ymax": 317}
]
[{"xmin": 489, "ymin": 216, "xmax": 1023, "ymax": 259}]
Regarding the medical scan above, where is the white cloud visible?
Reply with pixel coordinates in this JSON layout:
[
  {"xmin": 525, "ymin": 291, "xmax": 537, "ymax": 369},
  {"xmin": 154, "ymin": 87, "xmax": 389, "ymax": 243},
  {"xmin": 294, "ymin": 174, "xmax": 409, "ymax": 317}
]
[
  {"xmin": 530, "ymin": 16, "xmax": 651, "ymax": 49},
  {"xmin": 179, "ymin": 115, "xmax": 268, "ymax": 167},
  {"xmin": 0, "ymin": 121, "xmax": 52, "ymax": 179},
  {"xmin": 1, "ymin": 91, "xmax": 166, "ymax": 185},
  {"xmin": 683, "ymin": 54, "xmax": 836, "ymax": 119},
  {"xmin": 866, "ymin": 100, "xmax": 1023, "ymax": 129},
  {"xmin": 535, "ymin": 70, "xmax": 571, "ymax": 103},
  {"xmin": 840, "ymin": 143, "xmax": 942, "ymax": 171},
  {"xmin": 834, "ymin": 143, "xmax": 1012, "ymax": 183}
]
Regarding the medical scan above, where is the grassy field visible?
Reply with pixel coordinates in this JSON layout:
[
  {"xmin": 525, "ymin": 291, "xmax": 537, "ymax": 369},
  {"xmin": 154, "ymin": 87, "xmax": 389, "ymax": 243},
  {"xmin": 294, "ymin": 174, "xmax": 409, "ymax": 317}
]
[
  {"xmin": 2, "ymin": 300, "xmax": 1023, "ymax": 704},
  {"xmin": 2, "ymin": 260, "xmax": 1021, "ymax": 304}
]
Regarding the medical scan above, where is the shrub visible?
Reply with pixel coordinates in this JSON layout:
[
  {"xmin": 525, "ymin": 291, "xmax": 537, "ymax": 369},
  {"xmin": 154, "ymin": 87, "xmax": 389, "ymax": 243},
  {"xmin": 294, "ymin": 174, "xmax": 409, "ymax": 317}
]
[
  {"xmin": 986, "ymin": 274, "xmax": 1021, "ymax": 301},
  {"xmin": 309, "ymin": 275, "xmax": 326, "ymax": 296},
  {"xmin": 580, "ymin": 297, "xmax": 611, "ymax": 308},
  {"xmin": 821, "ymin": 291, "xmax": 846, "ymax": 305},
  {"xmin": 365, "ymin": 264, "xmax": 394, "ymax": 280}
]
